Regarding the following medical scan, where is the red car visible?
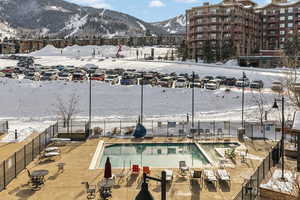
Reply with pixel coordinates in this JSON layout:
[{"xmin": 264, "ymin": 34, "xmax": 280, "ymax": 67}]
[
  {"xmin": 1, "ymin": 67, "xmax": 14, "ymax": 73},
  {"xmin": 91, "ymin": 73, "xmax": 105, "ymax": 81}
]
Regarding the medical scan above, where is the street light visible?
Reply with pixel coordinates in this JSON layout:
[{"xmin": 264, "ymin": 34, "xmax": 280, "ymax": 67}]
[
  {"xmin": 135, "ymin": 171, "xmax": 166, "ymax": 200},
  {"xmin": 140, "ymin": 72, "xmax": 144, "ymax": 124},
  {"xmin": 242, "ymin": 72, "xmax": 246, "ymax": 128},
  {"xmin": 89, "ymin": 72, "xmax": 92, "ymax": 130},
  {"xmin": 192, "ymin": 71, "xmax": 195, "ymax": 128},
  {"xmin": 272, "ymin": 96, "xmax": 285, "ymax": 180}
]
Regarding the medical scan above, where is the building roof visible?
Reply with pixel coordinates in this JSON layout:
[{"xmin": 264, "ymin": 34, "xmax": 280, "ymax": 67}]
[{"xmin": 256, "ymin": 0, "xmax": 300, "ymax": 9}]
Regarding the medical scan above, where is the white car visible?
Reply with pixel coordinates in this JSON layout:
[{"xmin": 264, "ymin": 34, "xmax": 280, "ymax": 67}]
[
  {"xmin": 175, "ymin": 77, "xmax": 188, "ymax": 88},
  {"xmin": 205, "ymin": 80, "xmax": 219, "ymax": 90},
  {"xmin": 271, "ymin": 81, "xmax": 283, "ymax": 91}
]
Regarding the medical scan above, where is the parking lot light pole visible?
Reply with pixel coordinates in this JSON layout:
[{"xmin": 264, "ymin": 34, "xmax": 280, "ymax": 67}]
[
  {"xmin": 272, "ymin": 96, "xmax": 285, "ymax": 180},
  {"xmin": 242, "ymin": 72, "xmax": 246, "ymax": 128},
  {"xmin": 192, "ymin": 72, "xmax": 195, "ymax": 128},
  {"xmin": 89, "ymin": 72, "xmax": 92, "ymax": 129},
  {"xmin": 141, "ymin": 72, "xmax": 144, "ymax": 124}
]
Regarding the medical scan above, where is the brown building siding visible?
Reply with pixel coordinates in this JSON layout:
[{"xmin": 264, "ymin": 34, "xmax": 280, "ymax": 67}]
[{"xmin": 186, "ymin": 0, "xmax": 300, "ymax": 59}]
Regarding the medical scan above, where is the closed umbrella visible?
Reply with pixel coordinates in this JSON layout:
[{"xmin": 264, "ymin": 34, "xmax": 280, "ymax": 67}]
[{"xmin": 104, "ymin": 157, "xmax": 112, "ymax": 179}]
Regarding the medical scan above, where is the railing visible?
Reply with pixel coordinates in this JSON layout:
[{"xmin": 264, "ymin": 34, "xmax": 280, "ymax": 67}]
[
  {"xmin": 57, "ymin": 120, "xmax": 91, "ymax": 140},
  {"xmin": 0, "ymin": 121, "xmax": 8, "ymax": 134},
  {"xmin": 88, "ymin": 120, "xmax": 279, "ymax": 140},
  {"xmin": 234, "ymin": 141, "xmax": 282, "ymax": 200},
  {"xmin": 0, "ymin": 122, "xmax": 58, "ymax": 192}
]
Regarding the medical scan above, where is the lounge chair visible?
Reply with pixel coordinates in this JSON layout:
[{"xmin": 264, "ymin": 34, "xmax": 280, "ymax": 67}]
[
  {"xmin": 216, "ymin": 169, "xmax": 231, "ymax": 186},
  {"xmin": 203, "ymin": 169, "xmax": 217, "ymax": 187},
  {"xmin": 164, "ymin": 169, "xmax": 173, "ymax": 182},
  {"xmin": 131, "ymin": 164, "xmax": 140, "ymax": 175},
  {"xmin": 179, "ymin": 161, "xmax": 189, "ymax": 175},
  {"xmin": 81, "ymin": 182, "xmax": 96, "ymax": 199},
  {"xmin": 143, "ymin": 166, "xmax": 151, "ymax": 175}
]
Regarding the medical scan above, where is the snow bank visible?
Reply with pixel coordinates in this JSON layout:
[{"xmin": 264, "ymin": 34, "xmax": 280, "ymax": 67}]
[
  {"xmin": 260, "ymin": 169, "xmax": 296, "ymax": 193},
  {"xmin": 0, "ymin": 127, "xmax": 35, "ymax": 143}
]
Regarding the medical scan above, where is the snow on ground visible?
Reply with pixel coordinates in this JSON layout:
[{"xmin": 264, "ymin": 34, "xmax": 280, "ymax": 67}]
[
  {"xmin": 260, "ymin": 169, "xmax": 297, "ymax": 193},
  {"xmin": 0, "ymin": 58, "xmax": 18, "ymax": 69},
  {"xmin": 0, "ymin": 45, "xmax": 297, "ymax": 136},
  {"xmin": 0, "ymin": 127, "xmax": 35, "ymax": 143}
]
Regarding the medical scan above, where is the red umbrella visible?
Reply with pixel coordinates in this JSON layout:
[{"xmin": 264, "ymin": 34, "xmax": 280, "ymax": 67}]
[{"xmin": 104, "ymin": 157, "xmax": 112, "ymax": 179}]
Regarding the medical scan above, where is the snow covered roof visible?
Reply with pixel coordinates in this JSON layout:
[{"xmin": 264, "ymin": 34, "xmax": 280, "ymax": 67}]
[
  {"xmin": 255, "ymin": 0, "xmax": 300, "ymax": 9},
  {"xmin": 292, "ymin": 111, "xmax": 300, "ymax": 132}
]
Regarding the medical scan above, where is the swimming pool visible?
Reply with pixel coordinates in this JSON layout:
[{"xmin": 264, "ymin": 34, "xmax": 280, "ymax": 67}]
[{"xmin": 99, "ymin": 143, "xmax": 210, "ymax": 168}]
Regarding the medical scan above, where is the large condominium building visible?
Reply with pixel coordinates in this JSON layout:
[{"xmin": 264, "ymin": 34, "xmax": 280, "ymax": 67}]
[{"xmin": 186, "ymin": 0, "xmax": 300, "ymax": 59}]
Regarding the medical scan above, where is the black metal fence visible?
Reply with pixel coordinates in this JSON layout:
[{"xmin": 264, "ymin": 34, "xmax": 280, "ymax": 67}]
[
  {"xmin": 88, "ymin": 120, "xmax": 278, "ymax": 140},
  {"xmin": 234, "ymin": 141, "xmax": 282, "ymax": 200},
  {"xmin": 0, "ymin": 121, "xmax": 8, "ymax": 134},
  {"xmin": 57, "ymin": 120, "xmax": 91, "ymax": 140},
  {"xmin": 0, "ymin": 122, "xmax": 58, "ymax": 192}
]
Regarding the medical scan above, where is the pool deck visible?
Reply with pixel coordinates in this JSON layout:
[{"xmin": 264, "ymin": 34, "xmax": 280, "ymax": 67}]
[{"xmin": 0, "ymin": 137, "xmax": 276, "ymax": 200}]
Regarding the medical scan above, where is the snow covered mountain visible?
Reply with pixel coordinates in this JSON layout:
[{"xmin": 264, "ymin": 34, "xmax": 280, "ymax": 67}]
[
  {"xmin": 0, "ymin": 0, "xmax": 167, "ymax": 39},
  {"xmin": 152, "ymin": 15, "xmax": 186, "ymax": 34}
]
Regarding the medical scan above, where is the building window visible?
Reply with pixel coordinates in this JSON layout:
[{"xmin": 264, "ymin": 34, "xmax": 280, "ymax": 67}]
[
  {"xmin": 197, "ymin": 10, "xmax": 202, "ymax": 15},
  {"xmin": 197, "ymin": 34, "xmax": 202, "ymax": 39},
  {"xmin": 289, "ymin": 30, "xmax": 293, "ymax": 34},
  {"xmin": 226, "ymin": 8, "xmax": 231, "ymax": 13},
  {"xmin": 197, "ymin": 19, "xmax": 202, "ymax": 24},
  {"xmin": 280, "ymin": 38, "xmax": 285, "ymax": 42},
  {"xmin": 210, "ymin": 33, "xmax": 216, "ymax": 39},
  {"xmin": 211, "ymin": 17, "xmax": 217, "ymax": 22},
  {"xmin": 288, "ymin": 23, "xmax": 293, "ymax": 28},
  {"xmin": 210, "ymin": 8, "xmax": 217, "ymax": 13},
  {"xmin": 280, "ymin": 23, "xmax": 285, "ymax": 28},
  {"xmin": 263, "ymin": 10, "xmax": 267, "ymax": 15},
  {"xmin": 197, "ymin": 27, "xmax": 202, "ymax": 32},
  {"xmin": 280, "ymin": 8, "xmax": 285, "ymax": 14},
  {"xmin": 280, "ymin": 16, "xmax": 285, "ymax": 21},
  {"xmin": 280, "ymin": 31, "xmax": 285, "ymax": 35},
  {"xmin": 211, "ymin": 25, "xmax": 216, "ymax": 30},
  {"xmin": 288, "ymin": 7, "xmax": 293, "ymax": 13},
  {"xmin": 288, "ymin": 16, "xmax": 293, "ymax": 20}
]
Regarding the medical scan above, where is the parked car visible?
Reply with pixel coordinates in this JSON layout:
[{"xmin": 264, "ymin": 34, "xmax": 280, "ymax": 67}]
[
  {"xmin": 58, "ymin": 72, "xmax": 73, "ymax": 81},
  {"xmin": 224, "ymin": 77, "xmax": 237, "ymax": 86},
  {"xmin": 24, "ymin": 71, "xmax": 40, "ymax": 81},
  {"xmin": 175, "ymin": 77, "xmax": 188, "ymax": 88},
  {"xmin": 5, "ymin": 72, "xmax": 18, "ymax": 79},
  {"xmin": 73, "ymin": 71, "xmax": 87, "ymax": 81},
  {"xmin": 157, "ymin": 76, "xmax": 174, "ymax": 88},
  {"xmin": 41, "ymin": 71, "xmax": 58, "ymax": 81},
  {"xmin": 236, "ymin": 77, "xmax": 250, "ymax": 87},
  {"xmin": 189, "ymin": 80, "xmax": 202, "ymax": 88},
  {"xmin": 120, "ymin": 75, "xmax": 137, "ymax": 85},
  {"xmin": 205, "ymin": 80, "xmax": 219, "ymax": 90},
  {"xmin": 250, "ymin": 80, "xmax": 264, "ymax": 89},
  {"xmin": 105, "ymin": 75, "xmax": 119, "ymax": 84},
  {"xmin": 91, "ymin": 73, "xmax": 105, "ymax": 81},
  {"xmin": 271, "ymin": 81, "xmax": 283, "ymax": 92},
  {"xmin": 215, "ymin": 76, "xmax": 227, "ymax": 85}
]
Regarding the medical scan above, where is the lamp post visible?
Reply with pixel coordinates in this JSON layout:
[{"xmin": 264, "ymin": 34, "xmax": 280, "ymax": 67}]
[
  {"xmin": 272, "ymin": 96, "xmax": 285, "ymax": 180},
  {"xmin": 140, "ymin": 72, "xmax": 144, "ymax": 124},
  {"xmin": 192, "ymin": 71, "xmax": 195, "ymax": 128},
  {"xmin": 89, "ymin": 72, "xmax": 92, "ymax": 129},
  {"xmin": 242, "ymin": 72, "xmax": 246, "ymax": 128},
  {"xmin": 135, "ymin": 171, "xmax": 166, "ymax": 200}
]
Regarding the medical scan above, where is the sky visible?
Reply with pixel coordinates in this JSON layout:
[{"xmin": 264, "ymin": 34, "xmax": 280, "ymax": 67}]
[{"xmin": 64, "ymin": 0, "xmax": 214, "ymax": 22}]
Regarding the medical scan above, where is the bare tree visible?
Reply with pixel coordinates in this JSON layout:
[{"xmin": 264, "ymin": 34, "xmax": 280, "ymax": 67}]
[
  {"xmin": 54, "ymin": 93, "xmax": 80, "ymax": 128},
  {"xmin": 250, "ymin": 90, "xmax": 269, "ymax": 139}
]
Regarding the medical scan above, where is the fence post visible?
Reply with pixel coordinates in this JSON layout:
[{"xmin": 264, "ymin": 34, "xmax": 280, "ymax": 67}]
[
  {"xmin": 32, "ymin": 141, "xmax": 34, "ymax": 161},
  {"xmin": 3, "ymin": 161, "xmax": 5, "ymax": 189},
  {"xmin": 14, "ymin": 152, "xmax": 17, "ymax": 178},
  {"xmin": 24, "ymin": 146, "xmax": 26, "ymax": 168}
]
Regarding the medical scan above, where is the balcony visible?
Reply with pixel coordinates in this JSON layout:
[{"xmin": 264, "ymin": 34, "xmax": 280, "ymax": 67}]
[{"xmin": 268, "ymin": 19, "xmax": 278, "ymax": 23}]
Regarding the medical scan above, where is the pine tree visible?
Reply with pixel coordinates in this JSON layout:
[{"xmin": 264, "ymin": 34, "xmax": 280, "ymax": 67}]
[{"xmin": 202, "ymin": 40, "xmax": 214, "ymax": 63}]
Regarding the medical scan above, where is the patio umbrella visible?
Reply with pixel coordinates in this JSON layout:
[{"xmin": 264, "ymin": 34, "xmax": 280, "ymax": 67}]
[{"xmin": 104, "ymin": 157, "xmax": 112, "ymax": 179}]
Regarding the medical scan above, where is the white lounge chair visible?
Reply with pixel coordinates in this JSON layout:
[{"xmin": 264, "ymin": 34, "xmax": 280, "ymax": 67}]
[
  {"xmin": 179, "ymin": 161, "xmax": 189, "ymax": 175},
  {"xmin": 164, "ymin": 169, "xmax": 173, "ymax": 182},
  {"xmin": 204, "ymin": 169, "xmax": 217, "ymax": 187},
  {"xmin": 217, "ymin": 169, "xmax": 231, "ymax": 186}
]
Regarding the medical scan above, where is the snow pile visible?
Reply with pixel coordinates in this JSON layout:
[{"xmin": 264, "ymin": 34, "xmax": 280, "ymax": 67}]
[
  {"xmin": 224, "ymin": 59, "xmax": 239, "ymax": 67},
  {"xmin": 260, "ymin": 169, "xmax": 296, "ymax": 193},
  {"xmin": 0, "ymin": 127, "xmax": 35, "ymax": 143},
  {"xmin": 29, "ymin": 45, "xmax": 170, "ymax": 58}
]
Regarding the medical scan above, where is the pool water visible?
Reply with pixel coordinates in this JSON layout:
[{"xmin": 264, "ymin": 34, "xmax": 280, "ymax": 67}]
[{"xmin": 99, "ymin": 143, "xmax": 209, "ymax": 168}]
